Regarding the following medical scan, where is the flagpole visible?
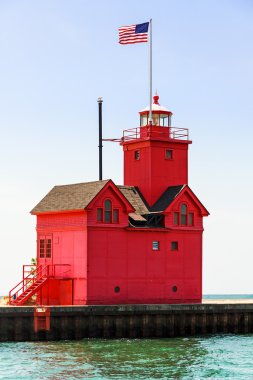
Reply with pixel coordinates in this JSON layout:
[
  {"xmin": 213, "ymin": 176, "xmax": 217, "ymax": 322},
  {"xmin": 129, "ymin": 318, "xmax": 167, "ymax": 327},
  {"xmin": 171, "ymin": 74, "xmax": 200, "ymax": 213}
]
[{"xmin": 149, "ymin": 18, "xmax": 152, "ymax": 124}]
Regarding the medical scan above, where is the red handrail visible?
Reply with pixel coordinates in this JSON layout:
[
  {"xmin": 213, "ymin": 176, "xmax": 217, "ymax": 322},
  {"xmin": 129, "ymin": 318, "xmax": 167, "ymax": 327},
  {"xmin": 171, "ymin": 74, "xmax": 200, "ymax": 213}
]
[
  {"xmin": 122, "ymin": 126, "xmax": 189, "ymax": 142},
  {"xmin": 9, "ymin": 264, "xmax": 72, "ymax": 304},
  {"xmin": 9, "ymin": 265, "xmax": 49, "ymax": 304}
]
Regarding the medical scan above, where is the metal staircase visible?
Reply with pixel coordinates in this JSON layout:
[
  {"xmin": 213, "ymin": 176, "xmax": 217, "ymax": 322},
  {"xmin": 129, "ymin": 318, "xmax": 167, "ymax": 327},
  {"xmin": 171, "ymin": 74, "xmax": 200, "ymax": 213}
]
[{"xmin": 9, "ymin": 265, "xmax": 49, "ymax": 306}]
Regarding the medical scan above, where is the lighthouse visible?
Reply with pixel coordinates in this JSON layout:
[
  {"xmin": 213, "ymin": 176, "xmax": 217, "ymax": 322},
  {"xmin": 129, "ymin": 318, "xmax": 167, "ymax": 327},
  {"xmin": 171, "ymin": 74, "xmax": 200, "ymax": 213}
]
[
  {"xmin": 122, "ymin": 94, "xmax": 190, "ymax": 205},
  {"xmin": 9, "ymin": 95, "xmax": 209, "ymax": 306}
]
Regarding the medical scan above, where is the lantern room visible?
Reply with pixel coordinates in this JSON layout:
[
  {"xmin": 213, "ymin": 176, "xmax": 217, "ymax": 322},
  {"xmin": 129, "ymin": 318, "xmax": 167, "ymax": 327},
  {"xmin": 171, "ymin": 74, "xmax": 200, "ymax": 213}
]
[{"xmin": 139, "ymin": 94, "xmax": 173, "ymax": 127}]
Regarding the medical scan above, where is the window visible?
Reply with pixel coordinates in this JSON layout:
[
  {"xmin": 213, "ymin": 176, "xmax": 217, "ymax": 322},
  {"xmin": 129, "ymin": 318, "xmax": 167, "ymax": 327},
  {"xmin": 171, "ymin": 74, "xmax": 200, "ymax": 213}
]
[
  {"xmin": 104, "ymin": 199, "xmax": 112, "ymax": 223},
  {"xmin": 174, "ymin": 204, "xmax": 194, "ymax": 227},
  {"xmin": 134, "ymin": 150, "xmax": 140, "ymax": 160},
  {"xmin": 113, "ymin": 209, "xmax": 119, "ymax": 223},
  {"xmin": 181, "ymin": 204, "xmax": 187, "ymax": 226},
  {"xmin": 152, "ymin": 241, "xmax": 160, "ymax": 251},
  {"xmin": 96, "ymin": 200, "xmax": 119, "ymax": 224},
  {"xmin": 39, "ymin": 239, "xmax": 45, "ymax": 258},
  {"xmin": 160, "ymin": 114, "xmax": 169, "ymax": 127},
  {"xmin": 97, "ymin": 208, "xmax": 103, "ymax": 222},
  {"xmin": 165, "ymin": 149, "xmax": 173, "ymax": 160},
  {"xmin": 188, "ymin": 212, "xmax": 194, "ymax": 226},
  {"xmin": 153, "ymin": 114, "xmax": 159, "ymax": 125},
  {"xmin": 174, "ymin": 212, "xmax": 179, "ymax": 225},
  {"xmin": 46, "ymin": 239, "xmax": 52, "ymax": 258},
  {"xmin": 171, "ymin": 241, "xmax": 178, "ymax": 251},
  {"xmin": 140, "ymin": 115, "xmax": 148, "ymax": 126},
  {"xmin": 39, "ymin": 238, "xmax": 52, "ymax": 258}
]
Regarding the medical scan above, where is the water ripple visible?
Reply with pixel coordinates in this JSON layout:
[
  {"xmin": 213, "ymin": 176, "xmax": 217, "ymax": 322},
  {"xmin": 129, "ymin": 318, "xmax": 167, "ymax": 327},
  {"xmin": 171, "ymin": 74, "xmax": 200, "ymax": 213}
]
[{"xmin": 1, "ymin": 335, "xmax": 253, "ymax": 379}]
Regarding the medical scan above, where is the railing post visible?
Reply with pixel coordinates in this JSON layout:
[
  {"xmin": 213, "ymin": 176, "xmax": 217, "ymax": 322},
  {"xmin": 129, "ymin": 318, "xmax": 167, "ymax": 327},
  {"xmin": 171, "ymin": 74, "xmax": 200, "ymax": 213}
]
[{"xmin": 23, "ymin": 266, "xmax": 25, "ymax": 293}]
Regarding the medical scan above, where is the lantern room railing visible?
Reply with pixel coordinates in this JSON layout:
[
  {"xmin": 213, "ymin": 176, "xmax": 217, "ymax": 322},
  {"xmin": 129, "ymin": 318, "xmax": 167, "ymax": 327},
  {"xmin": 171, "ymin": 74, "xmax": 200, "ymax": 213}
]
[{"xmin": 121, "ymin": 126, "xmax": 189, "ymax": 143}]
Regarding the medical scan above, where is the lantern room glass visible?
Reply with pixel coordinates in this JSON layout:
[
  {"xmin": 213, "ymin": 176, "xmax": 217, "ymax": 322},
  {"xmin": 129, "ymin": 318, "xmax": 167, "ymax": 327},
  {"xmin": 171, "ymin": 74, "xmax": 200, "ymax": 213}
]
[
  {"xmin": 160, "ymin": 114, "xmax": 169, "ymax": 126},
  {"xmin": 140, "ymin": 113, "xmax": 169, "ymax": 127},
  {"xmin": 140, "ymin": 115, "xmax": 148, "ymax": 126}
]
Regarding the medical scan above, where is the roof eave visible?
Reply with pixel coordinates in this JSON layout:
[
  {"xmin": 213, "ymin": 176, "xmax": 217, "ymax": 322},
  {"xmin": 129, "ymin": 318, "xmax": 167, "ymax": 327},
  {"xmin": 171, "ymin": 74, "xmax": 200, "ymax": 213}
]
[{"xmin": 31, "ymin": 208, "xmax": 85, "ymax": 216}]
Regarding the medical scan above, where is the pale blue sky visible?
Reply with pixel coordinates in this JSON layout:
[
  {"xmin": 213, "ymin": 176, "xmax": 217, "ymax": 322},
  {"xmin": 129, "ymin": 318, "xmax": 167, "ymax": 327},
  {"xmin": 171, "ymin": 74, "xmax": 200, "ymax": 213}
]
[{"xmin": 0, "ymin": 0, "xmax": 253, "ymax": 295}]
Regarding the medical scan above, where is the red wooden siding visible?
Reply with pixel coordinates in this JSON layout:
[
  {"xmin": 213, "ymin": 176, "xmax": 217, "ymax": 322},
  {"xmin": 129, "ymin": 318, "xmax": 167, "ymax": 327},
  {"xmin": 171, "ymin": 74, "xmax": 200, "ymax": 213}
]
[
  {"xmin": 123, "ymin": 138, "xmax": 190, "ymax": 206},
  {"xmin": 86, "ymin": 228, "xmax": 202, "ymax": 304}
]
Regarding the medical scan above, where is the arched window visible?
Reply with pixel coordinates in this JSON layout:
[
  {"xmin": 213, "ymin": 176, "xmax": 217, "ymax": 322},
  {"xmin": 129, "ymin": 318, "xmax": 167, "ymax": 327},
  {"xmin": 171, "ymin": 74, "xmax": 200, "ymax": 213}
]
[
  {"xmin": 104, "ymin": 199, "xmax": 112, "ymax": 223},
  {"xmin": 97, "ymin": 199, "xmax": 120, "ymax": 224},
  {"xmin": 180, "ymin": 204, "xmax": 187, "ymax": 226},
  {"xmin": 173, "ymin": 204, "xmax": 194, "ymax": 227}
]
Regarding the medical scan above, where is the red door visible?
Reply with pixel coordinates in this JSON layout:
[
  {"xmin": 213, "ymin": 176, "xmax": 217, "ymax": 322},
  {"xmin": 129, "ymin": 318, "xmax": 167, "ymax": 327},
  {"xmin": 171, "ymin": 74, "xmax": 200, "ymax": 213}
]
[{"xmin": 38, "ymin": 234, "xmax": 53, "ymax": 275}]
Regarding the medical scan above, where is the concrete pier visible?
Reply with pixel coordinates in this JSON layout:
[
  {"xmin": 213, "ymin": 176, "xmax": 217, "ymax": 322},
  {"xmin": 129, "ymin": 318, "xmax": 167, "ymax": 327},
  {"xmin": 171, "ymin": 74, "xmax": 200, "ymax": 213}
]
[{"xmin": 1, "ymin": 303, "xmax": 253, "ymax": 342}]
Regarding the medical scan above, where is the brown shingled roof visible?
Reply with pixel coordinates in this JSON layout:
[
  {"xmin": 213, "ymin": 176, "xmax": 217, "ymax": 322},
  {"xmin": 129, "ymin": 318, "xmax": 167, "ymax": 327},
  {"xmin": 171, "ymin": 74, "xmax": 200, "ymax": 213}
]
[
  {"xmin": 31, "ymin": 180, "xmax": 149, "ymax": 216},
  {"xmin": 117, "ymin": 186, "xmax": 149, "ymax": 215},
  {"xmin": 31, "ymin": 180, "xmax": 110, "ymax": 214}
]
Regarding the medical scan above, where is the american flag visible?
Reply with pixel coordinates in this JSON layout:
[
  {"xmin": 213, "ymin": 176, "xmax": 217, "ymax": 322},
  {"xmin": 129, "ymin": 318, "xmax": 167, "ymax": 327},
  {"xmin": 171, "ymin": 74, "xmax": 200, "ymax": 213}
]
[{"xmin": 118, "ymin": 22, "xmax": 149, "ymax": 45}]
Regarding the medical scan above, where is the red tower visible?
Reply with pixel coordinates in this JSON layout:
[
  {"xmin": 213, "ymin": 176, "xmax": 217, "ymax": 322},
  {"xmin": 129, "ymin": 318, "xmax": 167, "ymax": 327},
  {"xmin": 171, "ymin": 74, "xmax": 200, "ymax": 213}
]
[{"xmin": 123, "ymin": 95, "xmax": 191, "ymax": 205}]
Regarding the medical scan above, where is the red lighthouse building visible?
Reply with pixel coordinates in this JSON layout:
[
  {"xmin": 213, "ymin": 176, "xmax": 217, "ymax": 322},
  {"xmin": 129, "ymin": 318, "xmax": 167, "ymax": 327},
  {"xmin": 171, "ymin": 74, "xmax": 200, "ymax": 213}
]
[{"xmin": 9, "ymin": 95, "xmax": 209, "ymax": 306}]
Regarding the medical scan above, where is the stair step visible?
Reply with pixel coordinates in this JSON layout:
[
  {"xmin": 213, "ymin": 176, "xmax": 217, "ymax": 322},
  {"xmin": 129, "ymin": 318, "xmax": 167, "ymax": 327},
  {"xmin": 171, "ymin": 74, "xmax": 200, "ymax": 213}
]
[{"xmin": 10, "ymin": 274, "xmax": 48, "ymax": 305}]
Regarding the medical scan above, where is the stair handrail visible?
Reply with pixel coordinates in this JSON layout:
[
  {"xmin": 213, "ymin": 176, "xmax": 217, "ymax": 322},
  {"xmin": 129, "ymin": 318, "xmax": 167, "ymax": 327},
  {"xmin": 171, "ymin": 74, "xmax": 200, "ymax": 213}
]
[{"xmin": 9, "ymin": 264, "xmax": 49, "ymax": 304}]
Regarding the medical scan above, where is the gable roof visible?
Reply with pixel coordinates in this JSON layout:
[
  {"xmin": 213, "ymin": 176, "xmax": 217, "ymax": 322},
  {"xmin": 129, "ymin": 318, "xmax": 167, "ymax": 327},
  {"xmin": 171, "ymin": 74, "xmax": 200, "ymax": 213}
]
[
  {"xmin": 151, "ymin": 185, "xmax": 185, "ymax": 212},
  {"xmin": 31, "ymin": 179, "xmax": 208, "ymax": 218},
  {"xmin": 31, "ymin": 180, "xmax": 149, "ymax": 215},
  {"xmin": 31, "ymin": 180, "xmax": 110, "ymax": 214},
  {"xmin": 151, "ymin": 184, "xmax": 209, "ymax": 216}
]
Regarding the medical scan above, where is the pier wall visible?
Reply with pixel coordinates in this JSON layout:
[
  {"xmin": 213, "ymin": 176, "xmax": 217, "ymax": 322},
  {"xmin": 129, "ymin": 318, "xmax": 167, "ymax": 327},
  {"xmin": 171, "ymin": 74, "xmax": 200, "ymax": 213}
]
[{"xmin": 1, "ymin": 304, "xmax": 253, "ymax": 342}]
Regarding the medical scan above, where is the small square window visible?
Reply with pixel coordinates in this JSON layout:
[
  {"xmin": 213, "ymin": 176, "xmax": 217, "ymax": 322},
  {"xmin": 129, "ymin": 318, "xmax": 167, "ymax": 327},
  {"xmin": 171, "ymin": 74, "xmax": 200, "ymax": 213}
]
[
  {"xmin": 134, "ymin": 150, "xmax": 140, "ymax": 160},
  {"xmin": 165, "ymin": 149, "xmax": 173, "ymax": 160},
  {"xmin": 152, "ymin": 241, "xmax": 160, "ymax": 251},
  {"xmin": 171, "ymin": 241, "xmax": 178, "ymax": 251}
]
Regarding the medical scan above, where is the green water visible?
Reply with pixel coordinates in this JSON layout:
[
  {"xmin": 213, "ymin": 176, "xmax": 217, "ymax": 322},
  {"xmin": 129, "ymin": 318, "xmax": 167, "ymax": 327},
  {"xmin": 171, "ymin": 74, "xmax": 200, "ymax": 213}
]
[{"xmin": 1, "ymin": 335, "xmax": 253, "ymax": 379}]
